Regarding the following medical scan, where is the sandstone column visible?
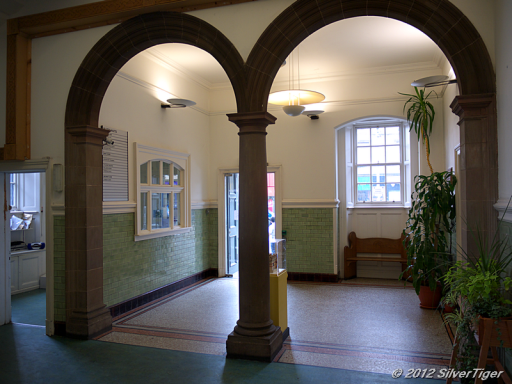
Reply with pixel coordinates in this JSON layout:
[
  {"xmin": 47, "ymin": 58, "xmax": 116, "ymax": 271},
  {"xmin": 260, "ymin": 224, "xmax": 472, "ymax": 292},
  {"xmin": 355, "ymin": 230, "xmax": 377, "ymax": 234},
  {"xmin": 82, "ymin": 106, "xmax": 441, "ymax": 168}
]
[{"xmin": 226, "ymin": 112, "xmax": 283, "ymax": 361}]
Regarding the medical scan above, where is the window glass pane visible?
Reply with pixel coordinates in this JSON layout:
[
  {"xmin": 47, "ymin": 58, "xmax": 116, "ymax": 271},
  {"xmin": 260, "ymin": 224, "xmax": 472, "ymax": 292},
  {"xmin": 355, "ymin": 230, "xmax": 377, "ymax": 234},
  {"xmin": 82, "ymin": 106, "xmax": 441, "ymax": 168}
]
[
  {"xmin": 10, "ymin": 184, "xmax": 16, "ymax": 208},
  {"xmin": 386, "ymin": 183, "xmax": 401, "ymax": 202},
  {"xmin": 174, "ymin": 166, "xmax": 181, "ymax": 186},
  {"xmin": 357, "ymin": 184, "xmax": 371, "ymax": 202},
  {"xmin": 140, "ymin": 192, "xmax": 147, "ymax": 231},
  {"xmin": 152, "ymin": 193, "xmax": 162, "ymax": 229},
  {"xmin": 386, "ymin": 127, "xmax": 400, "ymax": 145},
  {"xmin": 151, "ymin": 161, "xmax": 160, "ymax": 185},
  {"xmin": 357, "ymin": 166, "xmax": 370, "ymax": 184},
  {"xmin": 372, "ymin": 184, "xmax": 386, "ymax": 202},
  {"xmin": 372, "ymin": 166, "xmax": 385, "ymax": 183},
  {"xmin": 371, "ymin": 127, "xmax": 385, "ymax": 146},
  {"xmin": 405, "ymin": 129, "xmax": 410, "ymax": 162},
  {"xmin": 163, "ymin": 162, "xmax": 171, "ymax": 185},
  {"xmin": 357, "ymin": 128, "xmax": 370, "ymax": 146},
  {"xmin": 386, "ymin": 145, "xmax": 400, "ymax": 163},
  {"xmin": 161, "ymin": 193, "xmax": 170, "ymax": 229},
  {"xmin": 386, "ymin": 165, "xmax": 401, "ymax": 183},
  {"xmin": 174, "ymin": 193, "xmax": 181, "ymax": 226},
  {"xmin": 140, "ymin": 162, "xmax": 148, "ymax": 184},
  {"xmin": 357, "ymin": 147, "xmax": 371, "ymax": 164},
  {"xmin": 371, "ymin": 147, "xmax": 385, "ymax": 164}
]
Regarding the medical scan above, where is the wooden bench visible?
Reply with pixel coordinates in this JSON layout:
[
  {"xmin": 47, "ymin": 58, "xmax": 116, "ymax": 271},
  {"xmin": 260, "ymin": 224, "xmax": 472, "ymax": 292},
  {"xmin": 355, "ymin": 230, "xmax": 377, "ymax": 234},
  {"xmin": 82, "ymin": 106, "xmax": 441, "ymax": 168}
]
[{"xmin": 343, "ymin": 231, "xmax": 408, "ymax": 279}]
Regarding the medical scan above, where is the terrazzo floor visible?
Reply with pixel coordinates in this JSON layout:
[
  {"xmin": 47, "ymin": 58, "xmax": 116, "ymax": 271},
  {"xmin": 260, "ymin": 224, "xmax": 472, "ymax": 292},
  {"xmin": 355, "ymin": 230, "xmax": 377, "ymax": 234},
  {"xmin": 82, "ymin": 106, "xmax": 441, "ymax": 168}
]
[{"xmin": 98, "ymin": 278, "xmax": 453, "ymax": 379}]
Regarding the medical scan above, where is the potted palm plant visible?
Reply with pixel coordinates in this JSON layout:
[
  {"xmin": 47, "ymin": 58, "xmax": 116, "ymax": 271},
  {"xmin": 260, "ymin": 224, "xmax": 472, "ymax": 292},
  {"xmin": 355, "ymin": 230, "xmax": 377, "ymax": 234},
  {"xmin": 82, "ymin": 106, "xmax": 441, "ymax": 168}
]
[{"xmin": 399, "ymin": 87, "xmax": 457, "ymax": 308}]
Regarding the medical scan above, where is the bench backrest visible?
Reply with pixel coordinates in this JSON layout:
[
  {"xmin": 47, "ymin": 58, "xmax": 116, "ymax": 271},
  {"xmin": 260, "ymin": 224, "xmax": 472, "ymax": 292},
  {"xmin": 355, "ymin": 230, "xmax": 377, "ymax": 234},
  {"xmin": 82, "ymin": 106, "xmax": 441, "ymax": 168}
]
[{"xmin": 347, "ymin": 231, "xmax": 406, "ymax": 257}]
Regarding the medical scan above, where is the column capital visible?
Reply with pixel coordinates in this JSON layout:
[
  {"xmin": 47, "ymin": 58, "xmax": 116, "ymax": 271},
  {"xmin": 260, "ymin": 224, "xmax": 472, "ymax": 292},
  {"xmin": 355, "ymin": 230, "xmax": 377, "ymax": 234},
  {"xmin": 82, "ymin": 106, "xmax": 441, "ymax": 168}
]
[
  {"xmin": 67, "ymin": 125, "xmax": 109, "ymax": 146},
  {"xmin": 450, "ymin": 94, "xmax": 495, "ymax": 118},
  {"xmin": 228, "ymin": 112, "xmax": 276, "ymax": 135}
]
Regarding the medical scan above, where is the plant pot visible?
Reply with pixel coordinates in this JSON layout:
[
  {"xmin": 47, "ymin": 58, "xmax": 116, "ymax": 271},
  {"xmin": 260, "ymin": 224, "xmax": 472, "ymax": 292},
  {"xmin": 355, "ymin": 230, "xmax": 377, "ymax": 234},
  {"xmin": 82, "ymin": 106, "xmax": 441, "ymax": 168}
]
[
  {"xmin": 418, "ymin": 284, "xmax": 442, "ymax": 309},
  {"xmin": 443, "ymin": 303, "xmax": 455, "ymax": 313}
]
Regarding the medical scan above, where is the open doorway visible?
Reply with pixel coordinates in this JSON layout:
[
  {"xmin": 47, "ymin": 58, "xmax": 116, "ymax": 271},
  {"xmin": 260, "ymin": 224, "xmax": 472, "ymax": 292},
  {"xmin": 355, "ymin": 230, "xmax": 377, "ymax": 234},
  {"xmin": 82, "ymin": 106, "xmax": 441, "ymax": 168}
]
[
  {"xmin": 5, "ymin": 171, "xmax": 46, "ymax": 327},
  {"xmin": 220, "ymin": 167, "xmax": 282, "ymax": 278}
]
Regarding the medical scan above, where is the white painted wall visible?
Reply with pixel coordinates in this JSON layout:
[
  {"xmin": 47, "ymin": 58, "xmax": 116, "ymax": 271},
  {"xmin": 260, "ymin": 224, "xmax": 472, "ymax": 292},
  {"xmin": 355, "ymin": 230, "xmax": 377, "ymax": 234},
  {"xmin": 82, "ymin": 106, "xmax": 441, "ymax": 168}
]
[
  {"xmin": 496, "ymin": 0, "xmax": 512, "ymax": 202},
  {"xmin": 99, "ymin": 57, "xmax": 212, "ymax": 204},
  {"xmin": 189, "ymin": 0, "xmax": 295, "ymax": 62}
]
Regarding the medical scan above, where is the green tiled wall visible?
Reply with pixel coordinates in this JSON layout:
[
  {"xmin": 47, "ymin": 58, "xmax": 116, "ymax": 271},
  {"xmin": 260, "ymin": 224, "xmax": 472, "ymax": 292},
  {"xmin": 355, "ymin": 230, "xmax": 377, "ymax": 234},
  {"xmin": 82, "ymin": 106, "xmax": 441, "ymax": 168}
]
[
  {"xmin": 282, "ymin": 208, "xmax": 334, "ymax": 274},
  {"xmin": 53, "ymin": 208, "xmax": 219, "ymax": 317},
  {"xmin": 207, "ymin": 209, "xmax": 219, "ymax": 268}
]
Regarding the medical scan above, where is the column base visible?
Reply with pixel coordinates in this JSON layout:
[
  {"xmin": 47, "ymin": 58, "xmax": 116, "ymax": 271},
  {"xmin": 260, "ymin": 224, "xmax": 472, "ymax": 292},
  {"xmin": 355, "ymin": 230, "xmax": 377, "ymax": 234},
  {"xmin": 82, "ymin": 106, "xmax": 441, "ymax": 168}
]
[
  {"xmin": 66, "ymin": 305, "xmax": 112, "ymax": 339},
  {"xmin": 226, "ymin": 325, "xmax": 283, "ymax": 361}
]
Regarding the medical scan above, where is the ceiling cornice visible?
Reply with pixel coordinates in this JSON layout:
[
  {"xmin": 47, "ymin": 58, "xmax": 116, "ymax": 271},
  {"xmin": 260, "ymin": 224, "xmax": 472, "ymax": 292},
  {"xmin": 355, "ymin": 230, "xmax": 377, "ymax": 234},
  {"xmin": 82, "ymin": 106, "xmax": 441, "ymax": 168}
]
[{"xmin": 141, "ymin": 49, "xmax": 214, "ymax": 91}]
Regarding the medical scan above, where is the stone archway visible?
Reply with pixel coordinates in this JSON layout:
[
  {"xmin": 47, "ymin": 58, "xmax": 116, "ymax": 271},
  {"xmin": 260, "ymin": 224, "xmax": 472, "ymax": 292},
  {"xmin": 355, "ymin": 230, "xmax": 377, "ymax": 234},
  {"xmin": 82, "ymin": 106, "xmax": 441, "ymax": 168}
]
[
  {"xmin": 64, "ymin": 0, "xmax": 497, "ymax": 361},
  {"xmin": 243, "ymin": 0, "xmax": 497, "ymax": 267},
  {"xmin": 63, "ymin": 11, "xmax": 245, "ymax": 339}
]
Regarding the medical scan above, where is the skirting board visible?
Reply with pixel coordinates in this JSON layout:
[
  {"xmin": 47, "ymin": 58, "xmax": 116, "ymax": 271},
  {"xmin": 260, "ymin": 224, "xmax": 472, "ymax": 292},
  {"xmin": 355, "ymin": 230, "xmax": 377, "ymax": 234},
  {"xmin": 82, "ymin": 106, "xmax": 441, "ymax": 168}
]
[{"xmin": 287, "ymin": 272, "xmax": 339, "ymax": 283}]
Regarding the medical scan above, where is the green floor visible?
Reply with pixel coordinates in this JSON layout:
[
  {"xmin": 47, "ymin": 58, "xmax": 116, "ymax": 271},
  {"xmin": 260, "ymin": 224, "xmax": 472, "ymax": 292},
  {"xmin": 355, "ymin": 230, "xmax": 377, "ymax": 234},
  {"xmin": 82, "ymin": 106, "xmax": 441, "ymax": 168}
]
[
  {"xmin": 11, "ymin": 289, "xmax": 46, "ymax": 326},
  {"xmin": 2, "ymin": 288, "xmax": 442, "ymax": 384}
]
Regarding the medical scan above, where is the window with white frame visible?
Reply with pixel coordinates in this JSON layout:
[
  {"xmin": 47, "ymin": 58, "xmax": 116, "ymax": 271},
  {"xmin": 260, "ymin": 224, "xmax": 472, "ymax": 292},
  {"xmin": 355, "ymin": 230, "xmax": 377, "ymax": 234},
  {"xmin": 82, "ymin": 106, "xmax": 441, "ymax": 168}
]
[
  {"xmin": 136, "ymin": 143, "xmax": 191, "ymax": 240},
  {"xmin": 345, "ymin": 119, "xmax": 412, "ymax": 207},
  {"xmin": 10, "ymin": 173, "xmax": 18, "ymax": 210}
]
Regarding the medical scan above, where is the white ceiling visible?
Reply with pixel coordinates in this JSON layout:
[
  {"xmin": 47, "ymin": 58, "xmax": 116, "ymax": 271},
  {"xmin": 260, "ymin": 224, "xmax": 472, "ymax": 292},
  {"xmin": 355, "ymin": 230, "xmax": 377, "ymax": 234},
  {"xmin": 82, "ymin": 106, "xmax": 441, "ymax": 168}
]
[{"xmin": 146, "ymin": 16, "xmax": 447, "ymax": 88}]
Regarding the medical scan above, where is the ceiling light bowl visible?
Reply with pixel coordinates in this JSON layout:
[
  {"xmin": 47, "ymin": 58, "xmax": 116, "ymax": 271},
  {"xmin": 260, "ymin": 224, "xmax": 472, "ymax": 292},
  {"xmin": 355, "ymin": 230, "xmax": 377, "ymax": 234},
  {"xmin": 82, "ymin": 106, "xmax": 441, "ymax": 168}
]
[
  {"xmin": 166, "ymin": 98, "xmax": 196, "ymax": 108},
  {"xmin": 269, "ymin": 90, "xmax": 325, "ymax": 106},
  {"xmin": 283, "ymin": 105, "xmax": 305, "ymax": 116}
]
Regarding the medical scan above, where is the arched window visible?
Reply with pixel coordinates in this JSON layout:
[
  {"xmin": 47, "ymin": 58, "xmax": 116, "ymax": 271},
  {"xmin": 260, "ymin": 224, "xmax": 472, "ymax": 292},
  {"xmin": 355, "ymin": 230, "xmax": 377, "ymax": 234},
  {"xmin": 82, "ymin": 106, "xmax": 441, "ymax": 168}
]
[{"xmin": 136, "ymin": 143, "xmax": 191, "ymax": 240}]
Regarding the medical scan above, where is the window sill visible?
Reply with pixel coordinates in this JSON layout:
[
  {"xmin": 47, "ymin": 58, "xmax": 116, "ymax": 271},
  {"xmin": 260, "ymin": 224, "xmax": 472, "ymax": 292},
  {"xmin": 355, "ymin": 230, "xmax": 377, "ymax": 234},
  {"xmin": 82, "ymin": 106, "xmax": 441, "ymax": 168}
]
[
  {"xmin": 135, "ymin": 226, "xmax": 191, "ymax": 241},
  {"xmin": 349, "ymin": 204, "xmax": 410, "ymax": 209}
]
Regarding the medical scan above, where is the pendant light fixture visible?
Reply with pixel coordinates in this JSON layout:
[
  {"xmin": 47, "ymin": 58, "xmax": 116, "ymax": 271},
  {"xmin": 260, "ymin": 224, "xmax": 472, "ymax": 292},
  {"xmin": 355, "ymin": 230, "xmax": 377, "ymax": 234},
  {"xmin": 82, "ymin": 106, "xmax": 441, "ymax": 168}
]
[{"xmin": 268, "ymin": 48, "xmax": 325, "ymax": 116}]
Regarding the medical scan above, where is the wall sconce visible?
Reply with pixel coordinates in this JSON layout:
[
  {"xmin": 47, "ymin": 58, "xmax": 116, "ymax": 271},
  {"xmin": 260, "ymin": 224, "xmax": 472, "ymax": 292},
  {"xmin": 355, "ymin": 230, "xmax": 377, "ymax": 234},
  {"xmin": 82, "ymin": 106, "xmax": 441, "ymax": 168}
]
[
  {"xmin": 411, "ymin": 75, "xmax": 457, "ymax": 87},
  {"xmin": 161, "ymin": 98, "xmax": 196, "ymax": 108},
  {"xmin": 305, "ymin": 110, "xmax": 324, "ymax": 120}
]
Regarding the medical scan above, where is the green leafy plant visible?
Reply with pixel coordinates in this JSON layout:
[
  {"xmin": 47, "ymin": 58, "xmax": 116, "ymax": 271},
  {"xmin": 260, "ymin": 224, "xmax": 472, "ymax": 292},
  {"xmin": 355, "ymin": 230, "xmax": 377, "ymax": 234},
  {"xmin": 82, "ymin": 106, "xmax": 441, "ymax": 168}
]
[
  {"xmin": 399, "ymin": 87, "xmax": 436, "ymax": 174},
  {"xmin": 399, "ymin": 86, "xmax": 457, "ymax": 297},
  {"xmin": 443, "ymin": 210, "xmax": 512, "ymax": 382},
  {"xmin": 402, "ymin": 171, "xmax": 456, "ymax": 294}
]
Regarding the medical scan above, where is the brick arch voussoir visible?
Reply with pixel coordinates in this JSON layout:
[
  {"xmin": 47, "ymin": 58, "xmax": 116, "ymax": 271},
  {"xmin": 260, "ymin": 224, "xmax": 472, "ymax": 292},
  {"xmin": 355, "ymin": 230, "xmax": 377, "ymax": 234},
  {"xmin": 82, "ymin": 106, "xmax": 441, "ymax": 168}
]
[
  {"xmin": 65, "ymin": 11, "xmax": 245, "ymax": 128},
  {"xmin": 245, "ymin": 0, "xmax": 495, "ymax": 111}
]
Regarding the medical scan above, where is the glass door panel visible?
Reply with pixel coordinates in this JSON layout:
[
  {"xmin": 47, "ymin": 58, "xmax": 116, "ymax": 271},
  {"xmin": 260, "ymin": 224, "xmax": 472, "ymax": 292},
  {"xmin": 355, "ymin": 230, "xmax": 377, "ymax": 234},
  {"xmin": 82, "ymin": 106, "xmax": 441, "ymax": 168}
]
[{"xmin": 226, "ymin": 173, "xmax": 239, "ymax": 276}]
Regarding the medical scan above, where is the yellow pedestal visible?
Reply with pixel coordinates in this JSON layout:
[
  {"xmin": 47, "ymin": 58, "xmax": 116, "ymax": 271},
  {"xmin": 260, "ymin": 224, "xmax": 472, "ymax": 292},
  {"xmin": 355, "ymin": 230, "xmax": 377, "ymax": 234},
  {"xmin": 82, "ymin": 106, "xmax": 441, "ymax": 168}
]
[{"xmin": 270, "ymin": 269, "xmax": 288, "ymax": 333}]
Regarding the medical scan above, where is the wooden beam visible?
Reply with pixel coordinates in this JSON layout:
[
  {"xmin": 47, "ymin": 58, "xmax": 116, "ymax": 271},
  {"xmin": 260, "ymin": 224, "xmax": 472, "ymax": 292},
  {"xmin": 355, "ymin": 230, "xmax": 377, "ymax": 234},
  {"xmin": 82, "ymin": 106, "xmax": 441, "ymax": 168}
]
[
  {"xmin": 15, "ymin": 0, "xmax": 258, "ymax": 38},
  {"xmin": 4, "ymin": 19, "xmax": 30, "ymax": 161}
]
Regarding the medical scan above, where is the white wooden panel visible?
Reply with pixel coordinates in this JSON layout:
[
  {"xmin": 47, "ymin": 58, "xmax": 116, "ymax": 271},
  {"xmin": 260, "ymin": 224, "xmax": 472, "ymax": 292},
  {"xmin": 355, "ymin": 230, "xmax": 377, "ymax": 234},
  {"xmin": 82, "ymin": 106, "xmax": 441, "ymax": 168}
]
[
  {"xmin": 10, "ymin": 257, "xmax": 18, "ymax": 292},
  {"xmin": 18, "ymin": 253, "xmax": 40, "ymax": 291},
  {"xmin": 19, "ymin": 173, "xmax": 40, "ymax": 212},
  {"xmin": 355, "ymin": 213, "xmax": 378, "ymax": 237},
  {"xmin": 380, "ymin": 213, "xmax": 406, "ymax": 238}
]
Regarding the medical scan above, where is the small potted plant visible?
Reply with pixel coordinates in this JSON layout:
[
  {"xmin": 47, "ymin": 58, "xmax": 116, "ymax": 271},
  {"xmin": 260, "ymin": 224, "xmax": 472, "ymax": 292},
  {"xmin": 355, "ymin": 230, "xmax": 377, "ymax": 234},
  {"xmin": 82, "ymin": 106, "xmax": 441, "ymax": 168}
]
[
  {"xmin": 399, "ymin": 86, "xmax": 457, "ymax": 307},
  {"xmin": 444, "ymin": 216, "xmax": 512, "ymax": 382}
]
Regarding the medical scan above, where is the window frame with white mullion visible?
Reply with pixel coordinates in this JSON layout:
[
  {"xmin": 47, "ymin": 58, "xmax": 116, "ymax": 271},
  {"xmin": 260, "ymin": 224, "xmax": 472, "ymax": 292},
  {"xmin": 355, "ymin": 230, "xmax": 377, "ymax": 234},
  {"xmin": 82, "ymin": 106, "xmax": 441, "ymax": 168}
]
[
  {"xmin": 353, "ymin": 121, "xmax": 407, "ymax": 206},
  {"xmin": 136, "ymin": 143, "xmax": 191, "ymax": 241}
]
